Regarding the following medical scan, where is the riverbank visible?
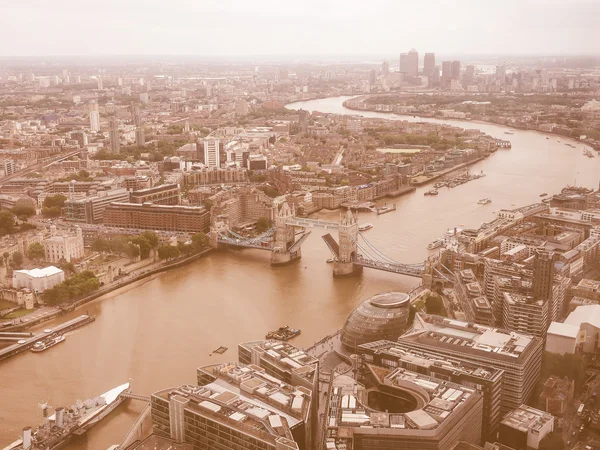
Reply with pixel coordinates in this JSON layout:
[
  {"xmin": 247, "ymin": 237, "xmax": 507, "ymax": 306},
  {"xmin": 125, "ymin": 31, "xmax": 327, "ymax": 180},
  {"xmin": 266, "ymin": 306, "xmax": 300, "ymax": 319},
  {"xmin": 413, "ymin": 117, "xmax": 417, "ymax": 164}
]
[
  {"xmin": 410, "ymin": 156, "xmax": 487, "ymax": 186},
  {"xmin": 4, "ymin": 247, "xmax": 214, "ymax": 332},
  {"xmin": 342, "ymin": 96, "xmax": 596, "ymax": 149}
]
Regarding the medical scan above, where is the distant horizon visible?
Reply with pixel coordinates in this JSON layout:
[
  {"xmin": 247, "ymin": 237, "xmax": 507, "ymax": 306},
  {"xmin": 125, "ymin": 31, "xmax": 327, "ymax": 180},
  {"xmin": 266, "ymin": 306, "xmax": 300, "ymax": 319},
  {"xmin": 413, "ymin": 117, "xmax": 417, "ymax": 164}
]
[{"xmin": 3, "ymin": 0, "xmax": 597, "ymax": 58}]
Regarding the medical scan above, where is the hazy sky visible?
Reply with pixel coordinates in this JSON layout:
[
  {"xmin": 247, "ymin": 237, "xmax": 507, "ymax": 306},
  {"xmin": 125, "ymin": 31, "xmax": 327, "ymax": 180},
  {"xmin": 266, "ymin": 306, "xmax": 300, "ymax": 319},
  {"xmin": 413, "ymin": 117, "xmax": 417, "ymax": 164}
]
[{"xmin": 1, "ymin": 0, "xmax": 597, "ymax": 57}]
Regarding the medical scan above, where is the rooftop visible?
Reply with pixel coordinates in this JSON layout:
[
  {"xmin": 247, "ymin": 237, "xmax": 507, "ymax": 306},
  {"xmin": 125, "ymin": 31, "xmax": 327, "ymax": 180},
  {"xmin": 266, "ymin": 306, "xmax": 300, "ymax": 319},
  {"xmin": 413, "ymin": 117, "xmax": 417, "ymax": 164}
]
[
  {"xmin": 547, "ymin": 321, "xmax": 580, "ymax": 338},
  {"xmin": 156, "ymin": 363, "xmax": 310, "ymax": 446},
  {"xmin": 401, "ymin": 314, "xmax": 538, "ymax": 362},
  {"xmin": 239, "ymin": 340, "xmax": 318, "ymax": 381},
  {"xmin": 14, "ymin": 266, "xmax": 63, "ymax": 278},
  {"xmin": 358, "ymin": 340, "xmax": 503, "ymax": 381},
  {"xmin": 565, "ymin": 305, "xmax": 600, "ymax": 330},
  {"xmin": 500, "ymin": 404, "xmax": 553, "ymax": 433}
]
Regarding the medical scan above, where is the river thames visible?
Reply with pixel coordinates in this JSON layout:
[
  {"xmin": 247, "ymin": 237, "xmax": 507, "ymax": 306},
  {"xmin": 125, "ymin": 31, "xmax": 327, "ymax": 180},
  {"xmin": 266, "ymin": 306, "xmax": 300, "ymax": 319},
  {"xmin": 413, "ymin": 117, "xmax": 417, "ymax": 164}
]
[{"xmin": 0, "ymin": 96, "xmax": 598, "ymax": 448}]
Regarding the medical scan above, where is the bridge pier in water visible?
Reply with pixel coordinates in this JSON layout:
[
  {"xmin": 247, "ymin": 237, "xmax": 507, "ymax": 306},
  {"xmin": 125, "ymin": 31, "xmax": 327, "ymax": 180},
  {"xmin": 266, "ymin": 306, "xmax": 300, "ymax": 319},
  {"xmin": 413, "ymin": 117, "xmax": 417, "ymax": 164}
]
[
  {"xmin": 333, "ymin": 210, "xmax": 362, "ymax": 277},
  {"xmin": 271, "ymin": 202, "xmax": 302, "ymax": 266}
]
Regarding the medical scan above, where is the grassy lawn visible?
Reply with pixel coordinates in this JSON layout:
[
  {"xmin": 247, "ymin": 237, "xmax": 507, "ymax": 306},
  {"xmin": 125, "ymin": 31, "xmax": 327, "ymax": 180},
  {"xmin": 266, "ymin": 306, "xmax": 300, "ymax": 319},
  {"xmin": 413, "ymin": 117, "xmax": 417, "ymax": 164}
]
[
  {"xmin": 3, "ymin": 309, "xmax": 35, "ymax": 319},
  {"xmin": 0, "ymin": 298, "xmax": 16, "ymax": 310}
]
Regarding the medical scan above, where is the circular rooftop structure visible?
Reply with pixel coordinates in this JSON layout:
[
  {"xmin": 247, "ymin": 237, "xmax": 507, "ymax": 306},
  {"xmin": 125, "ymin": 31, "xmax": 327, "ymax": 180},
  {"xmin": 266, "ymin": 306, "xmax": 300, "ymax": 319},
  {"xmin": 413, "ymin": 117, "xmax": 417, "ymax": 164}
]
[{"xmin": 341, "ymin": 292, "xmax": 411, "ymax": 352}]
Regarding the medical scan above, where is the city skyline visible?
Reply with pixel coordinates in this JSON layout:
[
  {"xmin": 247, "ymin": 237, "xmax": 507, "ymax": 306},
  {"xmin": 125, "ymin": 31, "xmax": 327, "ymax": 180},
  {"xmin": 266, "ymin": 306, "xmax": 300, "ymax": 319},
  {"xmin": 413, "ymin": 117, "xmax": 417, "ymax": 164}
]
[{"xmin": 1, "ymin": 0, "xmax": 598, "ymax": 57}]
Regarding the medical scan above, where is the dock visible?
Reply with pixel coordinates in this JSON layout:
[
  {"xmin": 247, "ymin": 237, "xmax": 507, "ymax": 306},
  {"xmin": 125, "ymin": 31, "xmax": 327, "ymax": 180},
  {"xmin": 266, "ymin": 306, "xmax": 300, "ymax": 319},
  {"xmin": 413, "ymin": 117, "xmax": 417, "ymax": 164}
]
[
  {"xmin": 376, "ymin": 204, "xmax": 396, "ymax": 215},
  {"xmin": 0, "ymin": 315, "xmax": 94, "ymax": 363}
]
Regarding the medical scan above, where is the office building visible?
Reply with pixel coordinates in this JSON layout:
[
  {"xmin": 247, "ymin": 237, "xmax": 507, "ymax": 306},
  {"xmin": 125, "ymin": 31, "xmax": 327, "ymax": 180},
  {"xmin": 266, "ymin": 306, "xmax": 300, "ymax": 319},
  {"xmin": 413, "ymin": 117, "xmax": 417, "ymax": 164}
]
[
  {"xmin": 131, "ymin": 105, "xmax": 141, "ymax": 126},
  {"xmin": 135, "ymin": 127, "xmax": 145, "ymax": 147},
  {"xmin": 210, "ymin": 187, "xmax": 275, "ymax": 229},
  {"xmin": 398, "ymin": 314, "xmax": 544, "ymax": 416},
  {"xmin": 399, "ymin": 49, "xmax": 418, "ymax": 77},
  {"xmin": 502, "ymin": 292, "xmax": 549, "ymax": 338},
  {"xmin": 12, "ymin": 266, "xmax": 65, "ymax": 293},
  {"xmin": 203, "ymin": 138, "xmax": 221, "ymax": 168},
  {"xmin": 43, "ymin": 226, "xmax": 84, "ymax": 263},
  {"xmin": 238, "ymin": 341, "xmax": 318, "ymax": 449},
  {"xmin": 423, "ymin": 52, "xmax": 435, "ymax": 76},
  {"xmin": 324, "ymin": 363, "xmax": 483, "ymax": 450},
  {"xmin": 64, "ymin": 188, "xmax": 130, "ymax": 223},
  {"xmin": 109, "ymin": 119, "xmax": 120, "ymax": 153},
  {"xmin": 498, "ymin": 405, "xmax": 554, "ymax": 450},
  {"xmin": 183, "ymin": 168, "xmax": 247, "ymax": 186},
  {"xmin": 103, "ymin": 203, "xmax": 210, "ymax": 233},
  {"xmin": 452, "ymin": 61, "xmax": 461, "ymax": 79},
  {"xmin": 97, "ymin": 76, "xmax": 103, "ymax": 90},
  {"xmin": 140, "ymin": 92, "xmax": 149, "ymax": 105},
  {"xmin": 532, "ymin": 249, "xmax": 555, "ymax": 302},
  {"xmin": 152, "ymin": 362, "xmax": 311, "ymax": 449},
  {"xmin": 496, "ymin": 65, "xmax": 507, "ymax": 85},
  {"xmin": 89, "ymin": 101, "xmax": 100, "ymax": 132},
  {"xmin": 129, "ymin": 184, "xmax": 181, "ymax": 205},
  {"xmin": 381, "ymin": 60, "xmax": 389, "ymax": 76},
  {"xmin": 357, "ymin": 340, "xmax": 503, "ymax": 439},
  {"xmin": 464, "ymin": 65, "xmax": 475, "ymax": 85},
  {"xmin": 455, "ymin": 269, "xmax": 495, "ymax": 326},
  {"xmin": 2, "ymin": 159, "xmax": 16, "ymax": 177}
]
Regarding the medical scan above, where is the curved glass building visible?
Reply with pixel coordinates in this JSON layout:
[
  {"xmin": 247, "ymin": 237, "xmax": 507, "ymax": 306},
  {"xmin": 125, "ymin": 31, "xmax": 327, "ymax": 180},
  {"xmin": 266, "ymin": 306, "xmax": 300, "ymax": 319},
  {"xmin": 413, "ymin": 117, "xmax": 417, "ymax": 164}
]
[{"xmin": 341, "ymin": 292, "xmax": 411, "ymax": 352}]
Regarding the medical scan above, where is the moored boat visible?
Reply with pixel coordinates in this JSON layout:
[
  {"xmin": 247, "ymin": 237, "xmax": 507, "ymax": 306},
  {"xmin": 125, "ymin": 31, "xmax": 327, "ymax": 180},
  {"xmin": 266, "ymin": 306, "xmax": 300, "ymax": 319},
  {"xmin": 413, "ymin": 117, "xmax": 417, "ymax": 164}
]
[
  {"xmin": 30, "ymin": 335, "xmax": 65, "ymax": 353},
  {"xmin": 358, "ymin": 223, "xmax": 373, "ymax": 231},
  {"xmin": 428, "ymin": 239, "xmax": 444, "ymax": 250},
  {"xmin": 424, "ymin": 189, "xmax": 438, "ymax": 196},
  {"xmin": 477, "ymin": 198, "xmax": 492, "ymax": 205},
  {"xmin": 3, "ymin": 383, "xmax": 130, "ymax": 450}
]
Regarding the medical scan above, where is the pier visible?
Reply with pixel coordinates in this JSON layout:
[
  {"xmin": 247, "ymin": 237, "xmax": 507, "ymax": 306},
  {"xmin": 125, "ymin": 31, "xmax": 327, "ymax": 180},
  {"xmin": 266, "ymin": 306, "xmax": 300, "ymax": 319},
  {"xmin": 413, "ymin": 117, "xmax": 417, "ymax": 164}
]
[{"xmin": 0, "ymin": 315, "xmax": 94, "ymax": 363}]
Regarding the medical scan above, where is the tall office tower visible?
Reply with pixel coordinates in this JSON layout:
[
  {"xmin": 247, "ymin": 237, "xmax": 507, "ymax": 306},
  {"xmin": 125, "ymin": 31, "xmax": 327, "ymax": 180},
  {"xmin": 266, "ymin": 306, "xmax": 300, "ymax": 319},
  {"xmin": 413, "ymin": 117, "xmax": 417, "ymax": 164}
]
[
  {"xmin": 496, "ymin": 64, "xmax": 507, "ymax": 84},
  {"xmin": 97, "ymin": 77, "xmax": 103, "ymax": 90},
  {"xmin": 203, "ymin": 138, "xmax": 221, "ymax": 168},
  {"xmin": 533, "ymin": 249, "xmax": 555, "ymax": 301},
  {"xmin": 398, "ymin": 313, "xmax": 544, "ymax": 416},
  {"xmin": 533, "ymin": 249, "xmax": 557, "ymax": 326},
  {"xmin": 88, "ymin": 101, "xmax": 100, "ymax": 132},
  {"xmin": 369, "ymin": 69, "xmax": 377, "ymax": 85},
  {"xmin": 464, "ymin": 64, "xmax": 476, "ymax": 85},
  {"xmin": 451, "ymin": 60, "xmax": 461, "ymax": 79},
  {"xmin": 399, "ymin": 48, "xmax": 418, "ymax": 76},
  {"xmin": 131, "ymin": 105, "xmax": 141, "ymax": 126},
  {"xmin": 135, "ymin": 127, "xmax": 145, "ymax": 147},
  {"xmin": 109, "ymin": 119, "xmax": 120, "ymax": 153},
  {"xmin": 442, "ymin": 60, "xmax": 453, "ymax": 79},
  {"xmin": 381, "ymin": 60, "xmax": 389, "ymax": 76},
  {"xmin": 423, "ymin": 52, "xmax": 435, "ymax": 76}
]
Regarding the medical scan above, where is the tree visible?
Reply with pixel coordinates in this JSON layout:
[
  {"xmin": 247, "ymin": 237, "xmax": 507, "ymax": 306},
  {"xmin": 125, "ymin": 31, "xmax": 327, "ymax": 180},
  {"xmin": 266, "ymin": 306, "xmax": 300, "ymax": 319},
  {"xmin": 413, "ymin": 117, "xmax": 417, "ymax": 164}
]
[
  {"xmin": 124, "ymin": 242, "xmax": 140, "ymax": 259},
  {"xmin": 140, "ymin": 231, "xmax": 159, "ymax": 248},
  {"xmin": 11, "ymin": 205, "xmax": 36, "ymax": 220},
  {"xmin": 158, "ymin": 245, "xmax": 180, "ymax": 260},
  {"xmin": 12, "ymin": 252, "xmax": 23, "ymax": 268},
  {"xmin": 43, "ymin": 194, "xmax": 67, "ymax": 209},
  {"xmin": 0, "ymin": 211, "xmax": 16, "ymax": 235},
  {"xmin": 541, "ymin": 352, "xmax": 587, "ymax": 394},
  {"xmin": 191, "ymin": 232, "xmax": 209, "ymax": 249},
  {"xmin": 539, "ymin": 432, "xmax": 565, "ymax": 450},
  {"xmin": 256, "ymin": 217, "xmax": 272, "ymax": 233},
  {"xmin": 425, "ymin": 294, "xmax": 446, "ymax": 316},
  {"xmin": 27, "ymin": 242, "xmax": 45, "ymax": 260},
  {"xmin": 91, "ymin": 238, "xmax": 110, "ymax": 253}
]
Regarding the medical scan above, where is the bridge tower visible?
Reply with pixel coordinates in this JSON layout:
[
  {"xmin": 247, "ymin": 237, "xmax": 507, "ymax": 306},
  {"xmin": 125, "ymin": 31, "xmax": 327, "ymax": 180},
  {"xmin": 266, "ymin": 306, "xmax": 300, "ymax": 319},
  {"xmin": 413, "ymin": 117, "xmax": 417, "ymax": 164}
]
[
  {"xmin": 271, "ymin": 202, "xmax": 301, "ymax": 265},
  {"xmin": 209, "ymin": 218, "xmax": 229, "ymax": 248},
  {"xmin": 334, "ymin": 210, "xmax": 362, "ymax": 277}
]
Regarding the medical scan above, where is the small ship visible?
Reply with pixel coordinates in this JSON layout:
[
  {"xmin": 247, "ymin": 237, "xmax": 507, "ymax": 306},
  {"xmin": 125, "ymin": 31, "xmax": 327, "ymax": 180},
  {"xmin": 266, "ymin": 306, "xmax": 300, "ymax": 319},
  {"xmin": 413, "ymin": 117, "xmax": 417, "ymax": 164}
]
[
  {"xmin": 424, "ymin": 189, "xmax": 439, "ymax": 196},
  {"xmin": 358, "ymin": 223, "xmax": 373, "ymax": 231},
  {"xmin": 3, "ymin": 383, "xmax": 130, "ymax": 450},
  {"xmin": 266, "ymin": 326, "xmax": 301, "ymax": 341},
  {"xmin": 478, "ymin": 198, "xmax": 492, "ymax": 205},
  {"xmin": 428, "ymin": 239, "xmax": 445, "ymax": 250},
  {"xmin": 30, "ymin": 335, "xmax": 65, "ymax": 353}
]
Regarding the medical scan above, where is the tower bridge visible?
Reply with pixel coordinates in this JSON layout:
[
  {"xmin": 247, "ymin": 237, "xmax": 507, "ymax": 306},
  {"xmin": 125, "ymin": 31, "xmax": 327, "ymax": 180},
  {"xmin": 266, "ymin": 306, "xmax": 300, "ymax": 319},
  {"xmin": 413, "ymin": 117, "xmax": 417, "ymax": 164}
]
[{"xmin": 209, "ymin": 202, "xmax": 436, "ymax": 283}]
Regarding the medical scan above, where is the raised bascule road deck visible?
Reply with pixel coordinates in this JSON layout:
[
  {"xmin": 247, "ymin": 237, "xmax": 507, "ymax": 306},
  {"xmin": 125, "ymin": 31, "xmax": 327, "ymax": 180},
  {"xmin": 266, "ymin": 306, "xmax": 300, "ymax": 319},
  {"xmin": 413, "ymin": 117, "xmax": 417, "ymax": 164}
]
[{"xmin": 210, "ymin": 203, "xmax": 434, "ymax": 280}]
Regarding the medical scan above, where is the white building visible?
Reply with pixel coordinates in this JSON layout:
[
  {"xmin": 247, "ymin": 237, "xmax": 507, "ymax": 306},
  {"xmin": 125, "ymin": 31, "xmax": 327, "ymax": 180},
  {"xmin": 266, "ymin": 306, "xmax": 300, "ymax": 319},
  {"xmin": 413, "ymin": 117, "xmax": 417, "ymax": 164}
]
[
  {"xmin": 499, "ymin": 404, "xmax": 554, "ymax": 450},
  {"xmin": 13, "ymin": 266, "xmax": 65, "ymax": 293},
  {"xmin": 89, "ymin": 101, "xmax": 100, "ymax": 132},
  {"xmin": 44, "ymin": 226, "xmax": 84, "ymax": 263},
  {"xmin": 545, "ymin": 322, "xmax": 580, "ymax": 355},
  {"xmin": 203, "ymin": 138, "xmax": 221, "ymax": 168}
]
